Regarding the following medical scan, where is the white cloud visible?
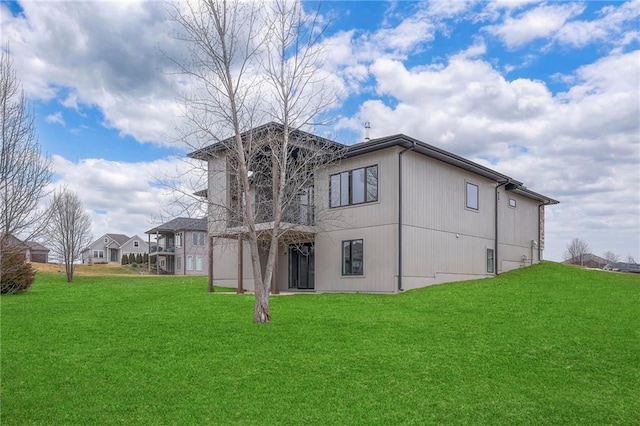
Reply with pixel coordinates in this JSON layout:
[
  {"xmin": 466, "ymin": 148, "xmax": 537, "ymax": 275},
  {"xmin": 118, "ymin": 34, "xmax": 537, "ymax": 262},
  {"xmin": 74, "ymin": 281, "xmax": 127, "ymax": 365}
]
[
  {"xmin": 48, "ymin": 155, "xmax": 207, "ymax": 242},
  {"xmin": 1, "ymin": 1, "xmax": 185, "ymax": 146},
  {"xmin": 338, "ymin": 49, "xmax": 640, "ymax": 261},
  {"xmin": 485, "ymin": 3, "xmax": 586, "ymax": 48},
  {"xmin": 45, "ymin": 112, "xmax": 65, "ymax": 127}
]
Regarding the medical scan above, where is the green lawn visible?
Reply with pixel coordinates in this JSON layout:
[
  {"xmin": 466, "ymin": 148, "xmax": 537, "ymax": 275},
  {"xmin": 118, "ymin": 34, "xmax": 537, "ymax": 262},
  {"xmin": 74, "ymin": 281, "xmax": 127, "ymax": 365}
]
[{"xmin": 1, "ymin": 262, "xmax": 638, "ymax": 425}]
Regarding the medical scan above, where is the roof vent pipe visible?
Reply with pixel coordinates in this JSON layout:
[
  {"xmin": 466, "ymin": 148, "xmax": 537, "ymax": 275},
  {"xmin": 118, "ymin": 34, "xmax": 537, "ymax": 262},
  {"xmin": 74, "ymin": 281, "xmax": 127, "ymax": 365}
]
[{"xmin": 364, "ymin": 122, "xmax": 371, "ymax": 142}]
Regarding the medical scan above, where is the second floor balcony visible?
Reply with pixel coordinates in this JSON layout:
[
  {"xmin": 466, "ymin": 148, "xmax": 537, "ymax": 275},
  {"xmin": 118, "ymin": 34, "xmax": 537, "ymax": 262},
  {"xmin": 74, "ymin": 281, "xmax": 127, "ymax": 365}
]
[{"xmin": 228, "ymin": 200, "xmax": 315, "ymax": 228}]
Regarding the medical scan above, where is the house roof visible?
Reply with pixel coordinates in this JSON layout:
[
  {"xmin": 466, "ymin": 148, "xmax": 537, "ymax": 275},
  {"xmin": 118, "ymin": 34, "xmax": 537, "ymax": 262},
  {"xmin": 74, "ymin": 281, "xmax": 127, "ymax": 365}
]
[
  {"xmin": 346, "ymin": 134, "xmax": 558, "ymax": 205},
  {"xmin": 187, "ymin": 121, "xmax": 345, "ymax": 160},
  {"xmin": 146, "ymin": 217, "xmax": 207, "ymax": 234},
  {"xmin": 25, "ymin": 241, "xmax": 49, "ymax": 252},
  {"xmin": 188, "ymin": 124, "xmax": 558, "ymax": 205},
  {"xmin": 106, "ymin": 233, "xmax": 130, "ymax": 246},
  {"xmin": 563, "ymin": 253, "xmax": 608, "ymax": 265}
]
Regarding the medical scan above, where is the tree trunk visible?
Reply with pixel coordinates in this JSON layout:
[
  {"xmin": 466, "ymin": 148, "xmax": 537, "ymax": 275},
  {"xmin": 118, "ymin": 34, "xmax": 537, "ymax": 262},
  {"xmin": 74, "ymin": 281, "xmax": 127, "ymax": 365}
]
[{"xmin": 253, "ymin": 284, "xmax": 271, "ymax": 322}]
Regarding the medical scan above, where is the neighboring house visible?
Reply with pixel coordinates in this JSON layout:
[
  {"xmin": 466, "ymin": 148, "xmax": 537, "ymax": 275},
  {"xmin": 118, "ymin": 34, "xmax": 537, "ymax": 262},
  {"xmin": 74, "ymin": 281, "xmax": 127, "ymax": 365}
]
[
  {"xmin": 563, "ymin": 253, "xmax": 608, "ymax": 269},
  {"xmin": 81, "ymin": 234, "xmax": 149, "ymax": 264},
  {"xmin": 189, "ymin": 122, "xmax": 559, "ymax": 293},
  {"xmin": 0, "ymin": 234, "xmax": 50, "ymax": 263},
  {"xmin": 145, "ymin": 218, "xmax": 208, "ymax": 275}
]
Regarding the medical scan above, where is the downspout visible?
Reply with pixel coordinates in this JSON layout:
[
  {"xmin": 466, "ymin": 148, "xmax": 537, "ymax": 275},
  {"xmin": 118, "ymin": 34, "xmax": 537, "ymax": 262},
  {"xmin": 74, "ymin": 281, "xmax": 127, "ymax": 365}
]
[
  {"xmin": 398, "ymin": 141, "xmax": 416, "ymax": 292},
  {"xmin": 495, "ymin": 181, "xmax": 509, "ymax": 275}
]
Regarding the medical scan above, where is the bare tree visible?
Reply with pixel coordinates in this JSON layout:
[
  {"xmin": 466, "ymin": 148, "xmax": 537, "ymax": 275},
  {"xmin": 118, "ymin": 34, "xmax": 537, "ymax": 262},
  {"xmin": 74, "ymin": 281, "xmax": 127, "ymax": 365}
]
[
  {"xmin": 46, "ymin": 188, "xmax": 92, "ymax": 283},
  {"xmin": 170, "ymin": 0, "xmax": 340, "ymax": 322},
  {"xmin": 627, "ymin": 254, "xmax": 637, "ymax": 265},
  {"xmin": 563, "ymin": 238, "xmax": 590, "ymax": 266},
  {"xmin": 603, "ymin": 250, "xmax": 619, "ymax": 263},
  {"xmin": 0, "ymin": 44, "xmax": 52, "ymax": 282}
]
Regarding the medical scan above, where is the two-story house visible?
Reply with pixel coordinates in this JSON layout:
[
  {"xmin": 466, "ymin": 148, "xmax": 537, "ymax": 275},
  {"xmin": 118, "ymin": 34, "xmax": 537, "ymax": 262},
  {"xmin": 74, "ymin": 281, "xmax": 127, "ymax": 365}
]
[
  {"xmin": 189, "ymin": 123, "xmax": 558, "ymax": 293},
  {"xmin": 146, "ymin": 218, "xmax": 208, "ymax": 275},
  {"xmin": 81, "ymin": 234, "xmax": 149, "ymax": 264}
]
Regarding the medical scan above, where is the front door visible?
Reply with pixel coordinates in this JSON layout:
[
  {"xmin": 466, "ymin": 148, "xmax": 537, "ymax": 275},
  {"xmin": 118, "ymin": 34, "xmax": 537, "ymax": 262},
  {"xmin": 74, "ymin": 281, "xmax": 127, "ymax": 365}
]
[
  {"xmin": 288, "ymin": 243, "xmax": 314, "ymax": 290},
  {"xmin": 110, "ymin": 248, "xmax": 118, "ymax": 263}
]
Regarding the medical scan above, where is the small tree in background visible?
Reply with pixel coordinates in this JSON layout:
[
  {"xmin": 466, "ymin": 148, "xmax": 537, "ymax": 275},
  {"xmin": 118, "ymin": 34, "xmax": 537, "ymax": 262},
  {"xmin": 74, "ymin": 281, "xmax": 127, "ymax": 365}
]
[
  {"xmin": 121, "ymin": 254, "xmax": 128, "ymax": 265},
  {"xmin": 603, "ymin": 251, "xmax": 619, "ymax": 263},
  {"xmin": 143, "ymin": 253, "xmax": 149, "ymax": 264},
  {"xmin": 136, "ymin": 253, "xmax": 142, "ymax": 264},
  {"xmin": 128, "ymin": 253, "xmax": 135, "ymax": 264},
  {"xmin": 46, "ymin": 188, "xmax": 92, "ymax": 283},
  {"xmin": 563, "ymin": 238, "xmax": 590, "ymax": 266}
]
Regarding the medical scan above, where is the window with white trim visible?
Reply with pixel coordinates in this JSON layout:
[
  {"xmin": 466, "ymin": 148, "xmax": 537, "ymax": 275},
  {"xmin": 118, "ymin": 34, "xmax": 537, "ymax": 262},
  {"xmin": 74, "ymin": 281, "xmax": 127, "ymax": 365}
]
[
  {"xmin": 466, "ymin": 182, "xmax": 479, "ymax": 210},
  {"xmin": 196, "ymin": 256, "xmax": 203, "ymax": 271},
  {"xmin": 186, "ymin": 256, "xmax": 193, "ymax": 271},
  {"xmin": 176, "ymin": 257, "xmax": 182, "ymax": 271},
  {"xmin": 175, "ymin": 233, "xmax": 183, "ymax": 248},
  {"xmin": 330, "ymin": 165, "xmax": 378, "ymax": 208},
  {"xmin": 134, "ymin": 241, "xmax": 139, "ymax": 247},
  {"xmin": 93, "ymin": 250, "xmax": 104, "ymax": 258},
  {"xmin": 508, "ymin": 198, "xmax": 517, "ymax": 208}
]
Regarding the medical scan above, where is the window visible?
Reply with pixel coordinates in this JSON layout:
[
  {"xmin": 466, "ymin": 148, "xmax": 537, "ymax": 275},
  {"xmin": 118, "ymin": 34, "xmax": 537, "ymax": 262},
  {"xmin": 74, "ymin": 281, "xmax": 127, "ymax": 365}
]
[
  {"xmin": 175, "ymin": 233, "xmax": 183, "ymax": 248},
  {"xmin": 466, "ymin": 182, "xmax": 479, "ymax": 210},
  {"xmin": 193, "ymin": 233, "xmax": 198, "ymax": 246},
  {"xmin": 93, "ymin": 250, "xmax": 104, "ymax": 258},
  {"xmin": 487, "ymin": 248, "xmax": 495, "ymax": 273},
  {"xmin": 508, "ymin": 198, "xmax": 517, "ymax": 208},
  {"xmin": 342, "ymin": 239, "xmax": 364, "ymax": 275},
  {"xmin": 330, "ymin": 165, "xmax": 378, "ymax": 208},
  {"xmin": 186, "ymin": 256, "xmax": 193, "ymax": 271},
  {"xmin": 196, "ymin": 256, "xmax": 203, "ymax": 271},
  {"xmin": 177, "ymin": 257, "xmax": 182, "ymax": 271},
  {"xmin": 104, "ymin": 238, "xmax": 108, "ymax": 243},
  {"xmin": 199, "ymin": 233, "xmax": 205, "ymax": 246},
  {"xmin": 134, "ymin": 241, "xmax": 139, "ymax": 248}
]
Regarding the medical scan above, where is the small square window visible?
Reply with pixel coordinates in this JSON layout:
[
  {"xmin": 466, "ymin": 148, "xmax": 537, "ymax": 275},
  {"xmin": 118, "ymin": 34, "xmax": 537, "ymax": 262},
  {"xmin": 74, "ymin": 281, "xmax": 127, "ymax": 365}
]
[
  {"xmin": 466, "ymin": 182, "xmax": 479, "ymax": 210},
  {"xmin": 134, "ymin": 241, "xmax": 139, "ymax": 247},
  {"xmin": 508, "ymin": 198, "xmax": 517, "ymax": 208}
]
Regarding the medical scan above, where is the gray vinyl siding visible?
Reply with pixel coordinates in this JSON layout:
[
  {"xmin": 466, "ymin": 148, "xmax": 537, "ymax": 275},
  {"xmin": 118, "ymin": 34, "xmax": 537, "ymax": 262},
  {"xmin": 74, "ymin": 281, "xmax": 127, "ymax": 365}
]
[
  {"xmin": 313, "ymin": 148, "xmax": 399, "ymax": 292},
  {"xmin": 207, "ymin": 156, "xmax": 228, "ymax": 233},
  {"xmin": 120, "ymin": 236, "xmax": 148, "ymax": 257},
  {"xmin": 399, "ymin": 150, "xmax": 496, "ymax": 288},
  {"xmin": 177, "ymin": 230, "xmax": 208, "ymax": 276},
  {"xmin": 497, "ymin": 190, "xmax": 541, "ymax": 272}
]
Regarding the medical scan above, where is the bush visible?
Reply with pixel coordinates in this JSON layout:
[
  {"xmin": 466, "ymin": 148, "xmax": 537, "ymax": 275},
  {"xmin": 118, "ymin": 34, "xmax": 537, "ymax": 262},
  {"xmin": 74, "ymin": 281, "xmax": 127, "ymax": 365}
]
[
  {"xmin": 128, "ymin": 253, "xmax": 135, "ymax": 264},
  {"xmin": 121, "ymin": 254, "xmax": 128, "ymax": 265},
  {"xmin": 1, "ymin": 250, "xmax": 36, "ymax": 294},
  {"xmin": 135, "ymin": 253, "xmax": 142, "ymax": 264}
]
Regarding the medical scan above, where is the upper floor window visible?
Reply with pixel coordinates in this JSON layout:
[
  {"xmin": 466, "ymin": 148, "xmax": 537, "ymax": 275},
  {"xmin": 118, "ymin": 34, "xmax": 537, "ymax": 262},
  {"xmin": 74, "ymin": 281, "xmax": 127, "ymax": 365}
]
[
  {"xmin": 466, "ymin": 182, "xmax": 479, "ymax": 210},
  {"xmin": 175, "ymin": 233, "xmax": 183, "ymax": 248},
  {"xmin": 134, "ymin": 241, "xmax": 139, "ymax": 248},
  {"xmin": 193, "ymin": 232, "xmax": 206, "ymax": 246},
  {"xmin": 508, "ymin": 198, "xmax": 517, "ymax": 208},
  {"xmin": 330, "ymin": 165, "xmax": 378, "ymax": 208}
]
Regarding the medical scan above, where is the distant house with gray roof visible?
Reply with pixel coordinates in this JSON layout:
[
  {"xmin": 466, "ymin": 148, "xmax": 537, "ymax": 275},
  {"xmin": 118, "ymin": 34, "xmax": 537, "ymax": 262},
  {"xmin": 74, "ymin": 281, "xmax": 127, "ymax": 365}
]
[
  {"xmin": 146, "ymin": 217, "xmax": 208, "ymax": 275},
  {"xmin": 81, "ymin": 233, "xmax": 149, "ymax": 264}
]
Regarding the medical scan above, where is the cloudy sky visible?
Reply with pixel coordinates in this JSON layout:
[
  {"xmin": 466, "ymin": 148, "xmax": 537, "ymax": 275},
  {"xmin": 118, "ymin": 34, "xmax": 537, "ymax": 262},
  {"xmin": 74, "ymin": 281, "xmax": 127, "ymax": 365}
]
[{"xmin": 2, "ymin": 0, "xmax": 639, "ymax": 261}]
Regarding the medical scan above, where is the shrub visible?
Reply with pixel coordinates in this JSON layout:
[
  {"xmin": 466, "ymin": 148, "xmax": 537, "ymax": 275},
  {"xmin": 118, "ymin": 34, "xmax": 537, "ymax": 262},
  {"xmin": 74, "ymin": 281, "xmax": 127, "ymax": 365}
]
[
  {"xmin": 135, "ymin": 253, "xmax": 142, "ymax": 264},
  {"xmin": 1, "ymin": 250, "xmax": 36, "ymax": 294},
  {"xmin": 143, "ymin": 253, "xmax": 149, "ymax": 263},
  {"xmin": 128, "ymin": 253, "xmax": 135, "ymax": 264},
  {"xmin": 121, "ymin": 254, "xmax": 128, "ymax": 265}
]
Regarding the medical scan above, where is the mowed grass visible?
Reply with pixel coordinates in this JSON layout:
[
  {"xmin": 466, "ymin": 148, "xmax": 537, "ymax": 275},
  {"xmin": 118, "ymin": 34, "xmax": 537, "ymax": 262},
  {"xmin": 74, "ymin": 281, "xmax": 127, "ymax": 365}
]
[{"xmin": 1, "ymin": 263, "xmax": 638, "ymax": 425}]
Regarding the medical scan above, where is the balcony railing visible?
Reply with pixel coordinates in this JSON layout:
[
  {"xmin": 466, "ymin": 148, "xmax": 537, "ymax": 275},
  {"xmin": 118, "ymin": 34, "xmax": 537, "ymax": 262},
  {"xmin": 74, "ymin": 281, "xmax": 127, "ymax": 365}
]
[
  {"xmin": 228, "ymin": 201, "xmax": 315, "ymax": 228},
  {"xmin": 150, "ymin": 246, "xmax": 175, "ymax": 254}
]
